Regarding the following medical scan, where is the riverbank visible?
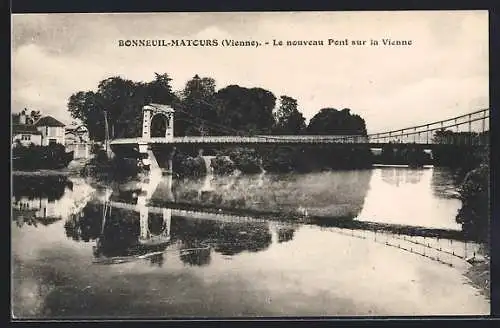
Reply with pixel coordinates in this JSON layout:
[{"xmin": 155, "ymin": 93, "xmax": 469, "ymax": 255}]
[
  {"xmin": 12, "ymin": 143, "xmax": 74, "ymax": 171},
  {"xmin": 12, "ymin": 159, "xmax": 89, "ymax": 176},
  {"xmin": 465, "ymin": 260, "xmax": 490, "ymax": 299},
  {"xmin": 12, "ymin": 170, "xmax": 71, "ymax": 176}
]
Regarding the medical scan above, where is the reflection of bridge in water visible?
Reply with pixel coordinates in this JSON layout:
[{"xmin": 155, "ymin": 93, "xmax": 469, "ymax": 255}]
[
  {"xmin": 97, "ymin": 170, "xmax": 480, "ymax": 269},
  {"xmin": 103, "ymin": 199, "xmax": 479, "ymax": 269},
  {"xmin": 329, "ymin": 227, "xmax": 479, "ymax": 269}
]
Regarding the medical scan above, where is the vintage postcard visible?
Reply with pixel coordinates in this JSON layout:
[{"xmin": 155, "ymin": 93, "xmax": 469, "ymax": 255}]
[{"xmin": 11, "ymin": 11, "xmax": 490, "ymax": 318}]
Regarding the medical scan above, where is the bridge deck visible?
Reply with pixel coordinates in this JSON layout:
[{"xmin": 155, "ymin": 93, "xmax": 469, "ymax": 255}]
[
  {"xmin": 110, "ymin": 136, "xmax": 486, "ymax": 147},
  {"xmin": 110, "ymin": 135, "xmax": 369, "ymax": 145}
]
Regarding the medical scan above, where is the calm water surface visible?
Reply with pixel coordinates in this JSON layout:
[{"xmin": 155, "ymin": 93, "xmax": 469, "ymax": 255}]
[{"xmin": 11, "ymin": 167, "xmax": 489, "ymax": 318}]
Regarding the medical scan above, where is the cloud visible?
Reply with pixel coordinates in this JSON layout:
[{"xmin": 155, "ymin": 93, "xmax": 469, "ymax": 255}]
[{"xmin": 11, "ymin": 11, "xmax": 488, "ymax": 132}]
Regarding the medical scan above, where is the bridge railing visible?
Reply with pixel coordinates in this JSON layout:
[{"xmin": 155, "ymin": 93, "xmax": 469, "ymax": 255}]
[
  {"xmin": 109, "ymin": 109, "xmax": 489, "ymax": 146},
  {"xmin": 368, "ymin": 108, "xmax": 489, "ymax": 145},
  {"xmin": 111, "ymin": 135, "xmax": 371, "ymax": 145}
]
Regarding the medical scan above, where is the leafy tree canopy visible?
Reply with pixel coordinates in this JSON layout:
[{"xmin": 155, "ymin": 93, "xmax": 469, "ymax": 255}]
[
  {"xmin": 67, "ymin": 73, "xmax": 178, "ymax": 141},
  {"xmin": 66, "ymin": 73, "xmax": 368, "ymax": 141},
  {"xmin": 214, "ymin": 85, "xmax": 276, "ymax": 135},
  {"xmin": 273, "ymin": 95, "xmax": 306, "ymax": 135},
  {"xmin": 307, "ymin": 108, "xmax": 367, "ymax": 136}
]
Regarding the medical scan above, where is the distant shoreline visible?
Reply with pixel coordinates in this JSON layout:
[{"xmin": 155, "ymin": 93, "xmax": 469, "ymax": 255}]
[
  {"xmin": 12, "ymin": 164, "xmax": 434, "ymax": 177},
  {"xmin": 372, "ymin": 164, "xmax": 434, "ymax": 168},
  {"xmin": 12, "ymin": 170, "xmax": 71, "ymax": 176}
]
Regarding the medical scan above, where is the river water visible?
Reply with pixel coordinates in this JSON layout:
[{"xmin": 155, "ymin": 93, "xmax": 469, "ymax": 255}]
[{"xmin": 11, "ymin": 166, "xmax": 490, "ymax": 318}]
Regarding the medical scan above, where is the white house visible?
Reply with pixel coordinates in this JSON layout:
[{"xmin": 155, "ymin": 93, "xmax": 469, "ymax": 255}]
[
  {"xmin": 12, "ymin": 113, "xmax": 67, "ymax": 147},
  {"xmin": 34, "ymin": 116, "xmax": 66, "ymax": 146},
  {"xmin": 12, "ymin": 124, "xmax": 43, "ymax": 147}
]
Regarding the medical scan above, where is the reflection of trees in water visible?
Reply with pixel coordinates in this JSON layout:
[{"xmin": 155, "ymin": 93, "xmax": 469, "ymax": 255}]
[
  {"xmin": 277, "ymin": 227, "xmax": 295, "ymax": 243},
  {"xmin": 213, "ymin": 224, "xmax": 272, "ymax": 256},
  {"xmin": 12, "ymin": 175, "xmax": 73, "ymax": 202},
  {"xmin": 148, "ymin": 253, "xmax": 165, "ymax": 267},
  {"xmin": 380, "ymin": 168, "xmax": 424, "ymax": 186},
  {"xmin": 179, "ymin": 241, "xmax": 211, "ymax": 267},
  {"xmin": 430, "ymin": 167, "xmax": 461, "ymax": 199},
  {"xmin": 65, "ymin": 202, "xmax": 104, "ymax": 242},
  {"xmin": 171, "ymin": 217, "xmax": 272, "ymax": 256},
  {"xmin": 165, "ymin": 170, "xmax": 372, "ymax": 219},
  {"xmin": 93, "ymin": 213, "xmax": 140, "ymax": 259},
  {"xmin": 13, "ymin": 212, "xmax": 61, "ymax": 228},
  {"xmin": 109, "ymin": 188, "xmax": 141, "ymax": 204},
  {"xmin": 66, "ymin": 197, "xmax": 289, "ymax": 266},
  {"xmin": 64, "ymin": 202, "xmax": 169, "ymax": 266},
  {"xmin": 148, "ymin": 212, "xmax": 168, "ymax": 235}
]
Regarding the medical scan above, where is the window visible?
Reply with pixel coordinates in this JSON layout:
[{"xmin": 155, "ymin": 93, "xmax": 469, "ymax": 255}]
[
  {"xmin": 48, "ymin": 127, "xmax": 56, "ymax": 137},
  {"xmin": 21, "ymin": 134, "xmax": 31, "ymax": 141},
  {"xmin": 49, "ymin": 139, "xmax": 57, "ymax": 145}
]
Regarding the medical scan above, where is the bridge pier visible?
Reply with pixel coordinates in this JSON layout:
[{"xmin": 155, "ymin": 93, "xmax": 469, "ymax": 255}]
[
  {"xmin": 138, "ymin": 141, "xmax": 158, "ymax": 170},
  {"xmin": 138, "ymin": 202, "xmax": 172, "ymax": 244},
  {"xmin": 137, "ymin": 142, "xmax": 177, "ymax": 176},
  {"xmin": 167, "ymin": 147, "xmax": 176, "ymax": 174},
  {"xmin": 139, "ymin": 203, "xmax": 149, "ymax": 241}
]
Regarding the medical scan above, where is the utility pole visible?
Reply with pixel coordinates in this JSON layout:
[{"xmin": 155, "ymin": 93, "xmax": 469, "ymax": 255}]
[{"xmin": 103, "ymin": 110, "xmax": 110, "ymax": 156}]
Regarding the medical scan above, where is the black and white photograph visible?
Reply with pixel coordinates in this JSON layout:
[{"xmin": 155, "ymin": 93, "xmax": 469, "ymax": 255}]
[{"xmin": 11, "ymin": 11, "xmax": 490, "ymax": 318}]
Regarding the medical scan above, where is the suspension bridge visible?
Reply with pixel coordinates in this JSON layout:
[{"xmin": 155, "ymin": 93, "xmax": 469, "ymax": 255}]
[
  {"xmin": 107, "ymin": 104, "xmax": 489, "ymax": 172},
  {"xmin": 109, "ymin": 104, "xmax": 489, "ymax": 147}
]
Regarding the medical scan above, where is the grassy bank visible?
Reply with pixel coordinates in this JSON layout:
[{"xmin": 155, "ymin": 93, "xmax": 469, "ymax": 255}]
[
  {"xmin": 80, "ymin": 150, "xmax": 142, "ymax": 182},
  {"xmin": 12, "ymin": 170, "xmax": 71, "ymax": 176},
  {"xmin": 465, "ymin": 261, "xmax": 490, "ymax": 299}
]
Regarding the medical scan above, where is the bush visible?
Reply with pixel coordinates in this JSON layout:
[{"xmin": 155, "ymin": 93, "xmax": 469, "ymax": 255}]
[
  {"xmin": 13, "ymin": 143, "xmax": 71, "ymax": 170},
  {"xmin": 262, "ymin": 148, "xmax": 295, "ymax": 173},
  {"xmin": 172, "ymin": 152, "xmax": 207, "ymax": 178},
  {"xmin": 228, "ymin": 148, "xmax": 263, "ymax": 174},
  {"xmin": 456, "ymin": 163, "xmax": 489, "ymax": 242},
  {"xmin": 376, "ymin": 143, "xmax": 431, "ymax": 166},
  {"xmin": 211, "ymin": 155, "xmax": 236, "ymax": 175},
  {"xmin": 433, "ymin": 145, "xmax": 486, "ymax": 172},
  {"xmin": 80, "ymin": 152, "xmax": 141, "ymax": 181},
  {"xmin": 261, "ymin": 145, "xmax": 373, "ymax": 173}
]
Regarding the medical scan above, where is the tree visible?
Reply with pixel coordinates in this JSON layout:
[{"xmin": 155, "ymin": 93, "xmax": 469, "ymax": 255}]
[
  {"xmin": 29, "ymin": 110, "xmax": 41, "ymax": 123},
  {"xmin": 12, "ymin": 108, "xmax": 42, "ymax": 124},
  {"xmin": 96, "ymin": 76, "xmax": 145, "ymax": 139},
  {"xmin": 68, "ymin": 91, "xmax": 107, "ymax": 141},
  {"xmin": 67, "ymin": 74, "xmax": 177, "ymax": 141},
  {"xmin": 456, "ymin": 163, "xmax": 489, "ymax": 242},
  {"xmin": 174, "ymin": 75, "xmax": 218, "ymax": 136},
  {"xmin": 273, "ymin": 95, "xmax": 306, "ymax": 135},
  {"xmin": 11, "ymin": 113, "xmax": 19, "ymax": 124},
  {"xmin": 145, "ymin": 73, "xmax": 176, "ymax": 105},
  {"xmin": 307, "ymin": 108, "xmax": 367, "ymax": 136},
  {"xmin": 214, "ymin": 85, "xmax": 276, "ymax": 135}
]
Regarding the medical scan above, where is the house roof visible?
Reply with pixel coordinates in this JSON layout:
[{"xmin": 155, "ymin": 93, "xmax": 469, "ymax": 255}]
[
  {"xmin": 34, "ymin": 116, "xmax": 66, "ymax": 127},
  {"xmin": 12, "ymin": 124, "xmax": 42, "ymax": 136}
]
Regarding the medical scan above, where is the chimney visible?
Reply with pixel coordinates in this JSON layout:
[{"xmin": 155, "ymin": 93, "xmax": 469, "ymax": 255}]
[{"xmin": 19, "ymin": 112, "xmax": 27, "ymax": 125}]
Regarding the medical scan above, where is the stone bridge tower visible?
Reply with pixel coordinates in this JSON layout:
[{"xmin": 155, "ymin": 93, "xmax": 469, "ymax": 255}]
[
  {"xmin": 142, "ymin": 103, "xmax": 175, "ymax": 141},
  {"xmin": 139, "ymin": 104, "xmax": 175, "ymax": 172}
]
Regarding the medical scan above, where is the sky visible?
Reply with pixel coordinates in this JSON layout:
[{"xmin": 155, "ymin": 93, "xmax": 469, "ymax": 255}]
[{"xmin": 11, "ymin": 11, "xmax": 488, "ymax": 133}]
